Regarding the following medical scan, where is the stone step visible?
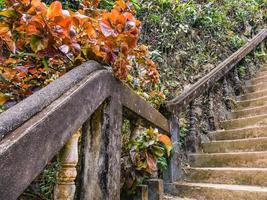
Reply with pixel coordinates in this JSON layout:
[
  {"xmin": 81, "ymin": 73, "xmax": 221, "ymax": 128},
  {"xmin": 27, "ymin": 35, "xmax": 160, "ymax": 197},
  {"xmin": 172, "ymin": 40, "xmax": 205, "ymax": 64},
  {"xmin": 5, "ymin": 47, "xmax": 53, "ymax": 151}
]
[
  {"xmin": 203, "ymin": 137, "xmax": 267, "ymax": 153},
  {"xmin": 208, "ymin": 126, "xmax": 267, "ymax": 140},
  {"xmin": 220, "ymin": 114, "xmax": 267, "ymax": 129},
  {"xmin": 167, "ymin": 182, "xmax": 267, "ymax": 200},
  {"xmin": 163, "ymin": 195, "xmax": 196, "ymax": 200},
  {"xmin": 231, "ymin": 104, "xmax": 267, "ymax": 118},
  {"xmin": 240, "ymin": 88, "xmax": 267, "ymax": 100},
  {"xmin": 184, "ymin": 167, "xmax": 267, "ymax": 186},
  {"xmin": 189, "ymin": 151, "xmax": 267, "ymax": 167},
  {"xmin": 258, "ymin": 65, "xmax": 267, "ymax": 73},
  {"xmin": 236, "ymin": 95, "xmax": 267, "ymax": 109},
  {"xmin": 260, "ymin": 64, "xmax": 267, "ymax": 71},
  {"xmin": 255, "ymin": 70, "xmax": 267, "ymax": 78},
  {"xmin": 251, "ymin": 75, "xmax": 267, "ymax": 85},
  {"xmin": 245, "ymin": 82, "xmax": 267, "ymax": 93}
]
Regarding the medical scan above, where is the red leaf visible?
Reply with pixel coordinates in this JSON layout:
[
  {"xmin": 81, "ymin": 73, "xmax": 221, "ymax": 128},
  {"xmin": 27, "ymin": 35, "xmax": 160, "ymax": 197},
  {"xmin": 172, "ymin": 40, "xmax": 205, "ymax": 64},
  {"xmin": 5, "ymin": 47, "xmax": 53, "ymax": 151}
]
[
  {"xmin": 100, "ymin": 21, "xmax": 117, "ymax": 37},
  {"xmin": 146, "ymin": 153, "xmax": 157, "ymax": 173}
]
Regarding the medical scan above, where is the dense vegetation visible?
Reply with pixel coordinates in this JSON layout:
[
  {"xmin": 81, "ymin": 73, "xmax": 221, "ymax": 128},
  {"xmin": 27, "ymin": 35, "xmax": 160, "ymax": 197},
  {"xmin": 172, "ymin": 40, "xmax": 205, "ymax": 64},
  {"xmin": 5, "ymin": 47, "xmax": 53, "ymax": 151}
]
[
  {"xmin": 138, "ymin": 0, "xmax": 266, "ymax": 98},
  {"xmin": 0, "ymin": 0, "xmax": 162, "ymax": 113}
]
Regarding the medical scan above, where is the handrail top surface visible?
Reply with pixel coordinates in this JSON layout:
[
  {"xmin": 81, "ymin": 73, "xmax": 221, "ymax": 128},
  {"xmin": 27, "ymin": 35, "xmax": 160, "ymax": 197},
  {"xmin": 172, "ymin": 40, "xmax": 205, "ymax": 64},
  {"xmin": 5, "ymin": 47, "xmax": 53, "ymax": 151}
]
[{"xmin": 0, "ymin": 61, "xmax": 169, "ymax": 139}]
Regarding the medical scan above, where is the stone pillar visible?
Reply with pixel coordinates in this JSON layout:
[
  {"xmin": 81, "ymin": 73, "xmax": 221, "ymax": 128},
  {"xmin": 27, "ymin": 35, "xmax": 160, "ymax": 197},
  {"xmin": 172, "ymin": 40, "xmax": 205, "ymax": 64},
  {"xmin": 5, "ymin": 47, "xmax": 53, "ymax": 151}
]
[
  {"xmin": 163, "ymin": 114, "xmax": 181, "ymax": 183},
  {"xmin": 76, "ymin": 99, "xmax": 122, "ymax": 200},
  {"xmin": 147, "ymin": 179, "xmax": 163, "ymax": 200},
  {"xmin": 134, "ymin": 185, "xmax": 148, "ymax": 200}
]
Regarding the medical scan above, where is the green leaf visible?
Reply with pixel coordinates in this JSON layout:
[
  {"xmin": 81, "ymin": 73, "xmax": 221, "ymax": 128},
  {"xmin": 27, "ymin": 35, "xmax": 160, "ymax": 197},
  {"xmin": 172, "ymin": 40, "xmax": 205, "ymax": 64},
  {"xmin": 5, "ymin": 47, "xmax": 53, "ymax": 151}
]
[
  {"xmin": 0, "ymin": 9, "xmax": 17, "ymax": 17},
  {"xmin": 42, "ymin": 58, "xmax": 49, "ymax": 71},
  {"xmin": 30, "ymin": 35, "xmax": 46, "ymax": 52}
]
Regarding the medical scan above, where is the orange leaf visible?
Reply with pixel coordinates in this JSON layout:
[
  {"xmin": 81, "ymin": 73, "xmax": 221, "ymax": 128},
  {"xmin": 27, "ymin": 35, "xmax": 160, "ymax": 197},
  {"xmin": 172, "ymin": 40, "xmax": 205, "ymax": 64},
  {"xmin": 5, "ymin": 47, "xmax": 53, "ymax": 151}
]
[
  {"xmin": 0, "ymin": 23, "xmax": 16, "ymax": 53},
  {"xmin": 115, "ymin": 0, "xmax": 127, "ymax": 10},
  {"xmin": 21, "ymin": 83, "xmax": 31, "ymax": 89},
  {"xmin": 2, "ymin": 68, "xmax": 16, "ymax": 80},
  {"xmin": 47, "ymin": 1, "xmax": 63, "ymax": 19},
  {"xmin": 28, "ymin": 0, "xmax": 46, "ymax": 14},
  {"xmin": 158, "ymin": 134, "xmax": 172, "ymax": 156}
]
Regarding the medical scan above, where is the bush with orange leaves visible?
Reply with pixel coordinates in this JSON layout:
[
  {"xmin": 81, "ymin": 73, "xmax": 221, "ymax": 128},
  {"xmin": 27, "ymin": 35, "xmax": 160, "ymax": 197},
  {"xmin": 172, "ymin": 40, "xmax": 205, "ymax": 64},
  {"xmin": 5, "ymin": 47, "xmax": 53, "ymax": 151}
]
[{"xmin": 0, "ymin": 0, "xmax": 162, "ymax": 111}]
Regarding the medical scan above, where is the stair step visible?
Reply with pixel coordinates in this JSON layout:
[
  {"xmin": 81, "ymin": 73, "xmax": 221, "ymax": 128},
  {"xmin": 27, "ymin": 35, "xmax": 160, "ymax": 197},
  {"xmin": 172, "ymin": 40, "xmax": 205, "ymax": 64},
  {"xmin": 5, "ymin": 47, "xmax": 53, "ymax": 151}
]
[
  {"xmin": 245, "ymin": 82, "xmax": 267, "ymax": 93},
  {"xmin": 203, "ymin": 137, "xmax": 267, "ymax": 153},
  {"xmin": 164, "ymin": 195, "xmax": 196, "ymax": 200},
  {"xmin": 220, "ymin": 114, "xmax": 267, "ymax": 129},
  {"xmin": 254, "ymin": 70, "xmax": 267, "ymax": 78},
  {"xmin": 185, "ymin": 167, "xmax": 267, "ymax": 186},
  {"xmin": 240, "ymin": 88, "xmax": 267, "ymax": 100},
  {"xmin": 231, "ymin": 104, "xmax": 267, "ymax": 118},
  {"xmin": 209, "ymin": 126, "xmax": 267, "ymax": 140},
  {"xmin": 251, "ymin": 75, "xmax": 267, "ymax": 85},
  {"xmin": 167, "ymin": 182, "xmax": 267, "ymax": 200},
  {"xmin": 236, "ymin": 95, "xmax": 267, "ymax": 109},
  {"xmin": 189, "ymin": 151, "xmax": 267, "ymax": 167},
  {"xmin": 176, "ymin": 65, "xmax": 267, "ymax": 200},
  {"xmin": 260, "ymin": 64, "xmax": 267, "ymax": 71}
]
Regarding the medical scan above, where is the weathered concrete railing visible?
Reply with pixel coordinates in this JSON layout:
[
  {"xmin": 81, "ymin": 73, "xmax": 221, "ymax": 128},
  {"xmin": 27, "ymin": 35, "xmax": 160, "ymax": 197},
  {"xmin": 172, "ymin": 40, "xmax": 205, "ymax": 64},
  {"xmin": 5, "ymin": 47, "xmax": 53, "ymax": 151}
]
[
  {"xmin": 166, "ymin": 29, "xmax": 267, "ymax": 153},
  {"xmin": 0, "ymin": 61, "xmax": 171, "ymax": 199}
]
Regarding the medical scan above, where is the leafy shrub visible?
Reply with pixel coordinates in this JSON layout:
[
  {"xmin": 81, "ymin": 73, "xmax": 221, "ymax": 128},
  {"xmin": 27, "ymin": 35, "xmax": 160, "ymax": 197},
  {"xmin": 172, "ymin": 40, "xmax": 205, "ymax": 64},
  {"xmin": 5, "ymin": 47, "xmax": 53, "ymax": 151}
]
[
  {"xmin": 121, "ymin": 127, "xmax": 172, "ymax": 195},
  {"xmin": 230, "ymin": 35, "xmax": 246, "ymax": 49},
  {"xmin": 136, "ymin": 0, "xmax": 266, "ymax": 100},
  {"xmin": 0, "ymin": 0, "xmax": 162, "ymax": 111}
]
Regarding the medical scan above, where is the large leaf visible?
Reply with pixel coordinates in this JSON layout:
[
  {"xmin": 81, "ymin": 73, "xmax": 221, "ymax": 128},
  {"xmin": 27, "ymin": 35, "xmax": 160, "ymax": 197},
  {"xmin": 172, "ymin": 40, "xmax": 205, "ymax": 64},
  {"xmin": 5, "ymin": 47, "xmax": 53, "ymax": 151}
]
[
  {"xmin": 30, "ymin": 35, "xmax": 47, "ymax": 52},
  {"xmin": 47, "ymin": 1, "xmax": 63, "ymax": 19},
  {"xmin": 0, "ymin": 22, "xmax": 15, "ymax": 53},
  {"xmin": 146, "ymin": 153, "xmax": 157, "ymax": 173}
]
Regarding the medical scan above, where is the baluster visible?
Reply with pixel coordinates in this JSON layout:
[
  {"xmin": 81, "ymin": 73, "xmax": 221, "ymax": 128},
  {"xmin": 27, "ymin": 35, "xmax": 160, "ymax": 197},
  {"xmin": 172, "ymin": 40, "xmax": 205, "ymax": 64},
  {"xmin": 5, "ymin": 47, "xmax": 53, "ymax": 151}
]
[
  {"xmin": 222, "ymin": 78, "xmax": 232, "ymax": 110},
  {"xmin": 207, "ymin": 90, "xmax": 217, "ymax": 131},
  {"xmin": 185, "ymin": 101, "xmax": 198, "ymax": 153},
  {"xmin": 233, "ymin": 68, "xmax": 243, "ymax": 96},
  {"xmin": 54, "ymin": 129, "xmax": 81, "ymax": 200},
  {"xmin": 130, "ymin": 118, "xmax": 142, "ymax": 140}
]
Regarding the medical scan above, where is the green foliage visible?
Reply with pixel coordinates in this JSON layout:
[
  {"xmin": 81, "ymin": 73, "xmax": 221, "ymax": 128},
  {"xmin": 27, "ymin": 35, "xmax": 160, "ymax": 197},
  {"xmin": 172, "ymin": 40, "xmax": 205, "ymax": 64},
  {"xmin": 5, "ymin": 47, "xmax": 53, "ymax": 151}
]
[
  {"xmin": 121, "ymin": 127, "xmax": 172, "ymax": 195},
  {"xmin": 230, "ymin": 35, "xmax": 246, "ymax": 49},
  {"xmin": 0, "ymin": 0, "xmax": 4, "ymax": 9},
  {"xmin": 237, "ymin": 65, "xmax": 246, "ymax": 78},
  {"xmin": 19, "ymin": 161, "xmax": 59, "ymax": 200},
  {"xmin": 43, "ymin": 0, "xmax": 80, "ymax": 9},
  {"xmin": 136, "ymin": 0, "xmax": 266, "ymax": 101}
]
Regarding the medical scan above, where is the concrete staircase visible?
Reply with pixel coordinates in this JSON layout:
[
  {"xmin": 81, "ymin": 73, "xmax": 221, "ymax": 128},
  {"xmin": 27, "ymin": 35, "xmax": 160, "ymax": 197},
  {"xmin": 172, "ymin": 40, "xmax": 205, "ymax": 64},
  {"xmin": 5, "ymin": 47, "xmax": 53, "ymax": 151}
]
[{"xmin": 166, "ymin": 65, "xmax": 267, "ymax": 199}]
